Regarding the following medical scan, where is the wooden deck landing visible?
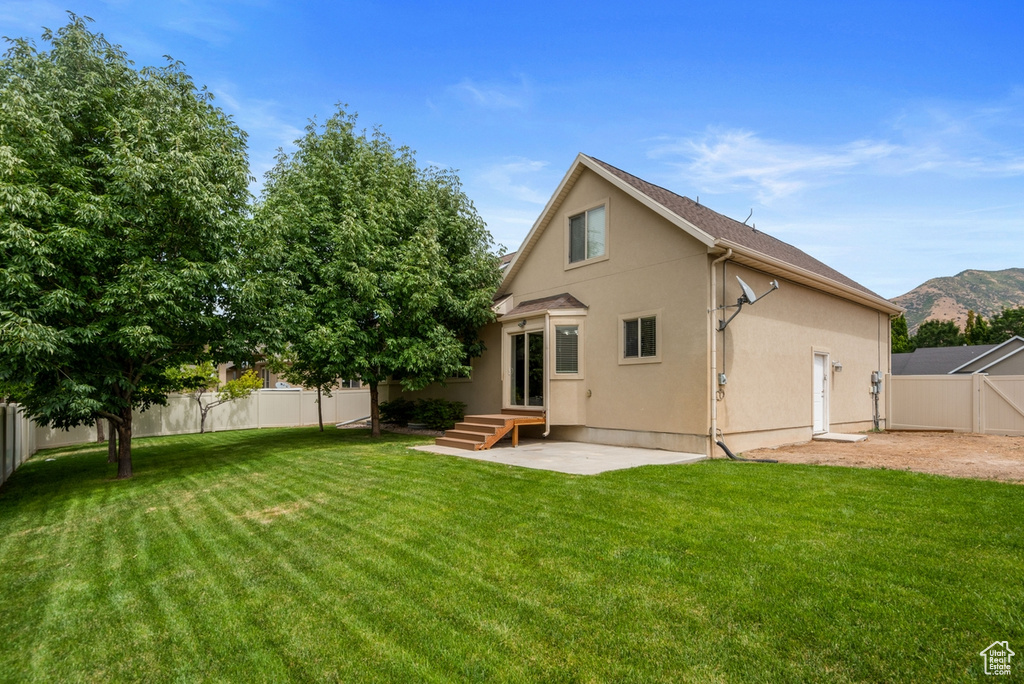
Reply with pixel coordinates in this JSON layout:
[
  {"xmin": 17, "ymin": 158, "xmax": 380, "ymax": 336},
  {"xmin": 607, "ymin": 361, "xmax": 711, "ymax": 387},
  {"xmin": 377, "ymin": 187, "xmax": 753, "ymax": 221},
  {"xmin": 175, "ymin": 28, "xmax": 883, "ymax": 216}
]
[{"xmin": 436, "ymin": 410, "xmax": 545, "ymax": 451}]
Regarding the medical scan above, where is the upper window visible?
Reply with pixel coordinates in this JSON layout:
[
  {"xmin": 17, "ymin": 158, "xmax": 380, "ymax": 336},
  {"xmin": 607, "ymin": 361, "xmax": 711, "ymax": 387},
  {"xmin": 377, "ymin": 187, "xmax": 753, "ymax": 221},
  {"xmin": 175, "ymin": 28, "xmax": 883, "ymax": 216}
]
[
  {"xmin": 623, "ymin": 316, "xmax": 657, "ymax": 359},
  {"xmin": 568, "ymin": 206, "xmax": 606, "ymax": 263}
]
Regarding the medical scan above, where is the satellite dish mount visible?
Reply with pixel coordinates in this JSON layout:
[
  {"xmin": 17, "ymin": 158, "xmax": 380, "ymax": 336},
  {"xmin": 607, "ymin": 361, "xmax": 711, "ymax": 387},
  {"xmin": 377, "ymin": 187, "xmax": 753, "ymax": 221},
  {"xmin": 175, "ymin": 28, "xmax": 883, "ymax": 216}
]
[{"xmin": 718, "ymin": 276, "xmax": 779, "ymax": 331}]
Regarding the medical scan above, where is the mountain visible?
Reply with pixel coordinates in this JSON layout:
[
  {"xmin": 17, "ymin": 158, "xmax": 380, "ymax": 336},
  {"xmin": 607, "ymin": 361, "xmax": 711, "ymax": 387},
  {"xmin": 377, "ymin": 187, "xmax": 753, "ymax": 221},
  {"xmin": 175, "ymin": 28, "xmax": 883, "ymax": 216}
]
[{"xmin": 891, "ymin": 268, "xmax": 1024, "ymax": 332}]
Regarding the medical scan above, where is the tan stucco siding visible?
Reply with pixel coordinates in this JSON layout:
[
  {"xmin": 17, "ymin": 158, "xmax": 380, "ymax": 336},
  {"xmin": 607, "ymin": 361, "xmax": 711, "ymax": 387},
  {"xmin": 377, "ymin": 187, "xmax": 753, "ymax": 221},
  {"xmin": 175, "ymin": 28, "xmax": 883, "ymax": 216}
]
[
  {"xmin": 502, "ymin": 168, "xmax": 711, "ymax": 438},
  {"xmin": 715, "ymin": 261, "xmax": 889, "ymax": 448},
  {"xmin": 399, "ymin": 168, "xmax": 711, "ymax": 443}
]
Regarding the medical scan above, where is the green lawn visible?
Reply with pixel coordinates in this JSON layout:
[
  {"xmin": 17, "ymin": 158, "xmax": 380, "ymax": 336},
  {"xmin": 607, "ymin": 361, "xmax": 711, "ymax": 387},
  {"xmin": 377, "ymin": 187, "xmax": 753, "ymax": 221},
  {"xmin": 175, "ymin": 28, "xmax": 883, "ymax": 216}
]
[{"xmin": 0, "ymin": 428, "xmax": 1021, "ymax": 682}]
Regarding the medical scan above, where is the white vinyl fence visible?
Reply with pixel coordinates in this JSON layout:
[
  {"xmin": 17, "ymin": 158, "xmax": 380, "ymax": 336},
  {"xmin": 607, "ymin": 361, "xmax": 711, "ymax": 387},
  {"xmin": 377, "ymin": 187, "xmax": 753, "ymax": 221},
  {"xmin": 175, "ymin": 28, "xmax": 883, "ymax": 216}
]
[
  {"xmin": 1, "ymin": 389, "xmax": 370, "ymax": 479},
  {"xmin": 887, "ymin": 374, "xmax": 1024, "ymax": 436},
  {"xmin": 1, "ymin": 403, "xmax": 37, "ymax": 489}
]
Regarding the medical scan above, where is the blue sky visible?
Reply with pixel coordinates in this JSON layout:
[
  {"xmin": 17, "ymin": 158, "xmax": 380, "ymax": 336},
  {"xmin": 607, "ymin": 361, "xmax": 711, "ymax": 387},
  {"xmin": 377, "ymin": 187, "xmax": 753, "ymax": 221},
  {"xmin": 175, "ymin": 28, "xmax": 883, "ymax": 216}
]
[{"xmin": 3, "ymin": 1, "xmax": 1023, "ymax": 298}]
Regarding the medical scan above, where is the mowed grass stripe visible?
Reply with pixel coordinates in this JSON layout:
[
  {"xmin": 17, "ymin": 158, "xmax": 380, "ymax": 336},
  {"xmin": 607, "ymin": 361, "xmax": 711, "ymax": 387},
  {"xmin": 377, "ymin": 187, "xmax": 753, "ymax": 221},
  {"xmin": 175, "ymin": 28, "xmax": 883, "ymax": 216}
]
[{"xmin": 0, "ymin": 427, "xmax": 1021, "ymax": 681}]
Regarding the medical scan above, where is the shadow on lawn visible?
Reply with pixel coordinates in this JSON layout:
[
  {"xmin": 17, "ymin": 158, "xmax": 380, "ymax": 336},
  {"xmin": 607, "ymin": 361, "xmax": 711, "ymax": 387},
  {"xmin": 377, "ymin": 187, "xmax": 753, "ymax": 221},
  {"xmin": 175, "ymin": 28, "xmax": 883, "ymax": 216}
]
[{"xmin": 0, "ymin": 427, "xmax": 430, "ymax": 509}]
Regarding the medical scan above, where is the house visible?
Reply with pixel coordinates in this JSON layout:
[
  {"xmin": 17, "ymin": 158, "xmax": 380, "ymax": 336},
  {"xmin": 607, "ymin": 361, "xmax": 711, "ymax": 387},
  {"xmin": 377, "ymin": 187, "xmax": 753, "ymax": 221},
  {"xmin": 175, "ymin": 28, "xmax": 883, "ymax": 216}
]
[
  {"xmin": 218, "ymin": 361, "xmax": 362, "ymax": 390},
  {"xmin": 391, "ymin": 154, "xmax": 901, "ymax": 456},
  {"xmin": 892, "ymin": 336, "xmax": 1024, "ymax": 375}
]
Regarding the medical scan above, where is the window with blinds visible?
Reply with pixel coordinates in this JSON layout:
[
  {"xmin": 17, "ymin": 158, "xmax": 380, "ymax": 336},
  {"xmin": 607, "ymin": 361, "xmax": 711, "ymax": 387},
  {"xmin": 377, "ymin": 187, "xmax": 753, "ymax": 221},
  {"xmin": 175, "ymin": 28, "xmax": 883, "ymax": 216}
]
[
  {"xmin": 623, "ymin": 315, "xmax": 657, "ymax": 358},
  {"xmin": 555, "ymin": 325, "xmax": 579, "ymax": 373}
]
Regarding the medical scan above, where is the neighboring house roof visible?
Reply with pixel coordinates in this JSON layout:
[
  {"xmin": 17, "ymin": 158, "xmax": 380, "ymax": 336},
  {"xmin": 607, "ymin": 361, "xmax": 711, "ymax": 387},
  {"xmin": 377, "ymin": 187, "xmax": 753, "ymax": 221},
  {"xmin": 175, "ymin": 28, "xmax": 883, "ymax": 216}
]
[
  {"xmin": 504, "ymin": 292, "xmax": 588, "ymax": 318},
  {"xmin": 947, "ymin": 335, "xmax": 1024, "ymax": 374},
  {"xmin": 499, "ymin": 154, "xmax": 901, "ymax": 315},
  {"xmin": 892, "ymin": 345, "xmax": 999, "ymax": 375},
  {"xmin": 499, "ymin": 252, "xmax": 516, "ymax": 267}
]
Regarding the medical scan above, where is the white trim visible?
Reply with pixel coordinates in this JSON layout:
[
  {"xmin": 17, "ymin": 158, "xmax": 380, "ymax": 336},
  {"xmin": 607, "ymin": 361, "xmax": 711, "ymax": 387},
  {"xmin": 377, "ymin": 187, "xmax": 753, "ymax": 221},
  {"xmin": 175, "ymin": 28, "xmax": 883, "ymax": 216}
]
[
  {"xmin": 813, "ymin": 351, "xmax": 830, "ymax": 434},
  {"xmin": 974, "ymin": 343, "xmax": 1024, "ymax": 374},
  {"xmin": 551, "ymin": 318, "xmax": 585, "ymax": 380},
  {"xmin": 947, "ymin": 335, "xmax": 1024, "ymax": 374},
  {"xmin": 498, "ymin": 307, "xmax": 588, "ymax": 323}
]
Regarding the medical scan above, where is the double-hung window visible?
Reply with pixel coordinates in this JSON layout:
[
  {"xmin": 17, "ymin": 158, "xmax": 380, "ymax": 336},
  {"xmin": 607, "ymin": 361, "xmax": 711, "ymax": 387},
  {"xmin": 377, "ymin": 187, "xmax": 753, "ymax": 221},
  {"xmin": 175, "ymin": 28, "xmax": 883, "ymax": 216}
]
[
  {"xmin": 555, "ymin": 325, "xmax": 579, "ymax": 374},
  {"xmin": 568, "ymin": 205, "xmax": 606, "ymax": 263},
  {"xmin": 623, "ymin": 315, "xmax": 657, "ymax": 359}
]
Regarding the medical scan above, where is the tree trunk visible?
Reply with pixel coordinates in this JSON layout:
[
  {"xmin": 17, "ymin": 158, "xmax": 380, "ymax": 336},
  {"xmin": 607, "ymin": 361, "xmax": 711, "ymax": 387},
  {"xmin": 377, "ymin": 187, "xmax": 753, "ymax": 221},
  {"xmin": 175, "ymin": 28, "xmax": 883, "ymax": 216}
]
[
  {"xmin": 107, "ymin": 419, "xmax": 118, "ymax": 464},
  {"xmin": 317, "ymin": 385, "xmax": 324, "ymax": 432},
  {"xmin": 96, "ymin": 418, "xmax": 105, "ymax": 443},
  {"xmin": 200, "ymin": 406, "xmax": 208, "ymax": 434},
  {"xmin": 116, "ymin": 409, "xmax": 133, "ymax": 479},
  {"xmin": 369, "ymin": 382, "xmax": 381, "ymax": 437}
]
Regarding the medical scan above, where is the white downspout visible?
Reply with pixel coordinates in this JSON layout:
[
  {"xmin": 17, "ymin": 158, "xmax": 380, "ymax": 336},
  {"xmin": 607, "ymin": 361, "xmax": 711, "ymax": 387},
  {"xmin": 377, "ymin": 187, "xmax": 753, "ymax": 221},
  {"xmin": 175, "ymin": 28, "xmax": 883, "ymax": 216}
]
[
  {"xmin": 709, "ymin": 248, "xmax": 732, "ymax": 457},
  {"xmin": 543, "ymin": 311, "xmax": 552, "ymax": 437}
]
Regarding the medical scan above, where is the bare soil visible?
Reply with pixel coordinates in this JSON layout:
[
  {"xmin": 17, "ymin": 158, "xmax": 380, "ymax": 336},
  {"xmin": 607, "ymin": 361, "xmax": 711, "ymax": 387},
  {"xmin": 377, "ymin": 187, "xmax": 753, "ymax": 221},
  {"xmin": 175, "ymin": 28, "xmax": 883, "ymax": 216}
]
[{"xmin": 744, "ymin": 431, "xmax": 1024, "ymax": 483}]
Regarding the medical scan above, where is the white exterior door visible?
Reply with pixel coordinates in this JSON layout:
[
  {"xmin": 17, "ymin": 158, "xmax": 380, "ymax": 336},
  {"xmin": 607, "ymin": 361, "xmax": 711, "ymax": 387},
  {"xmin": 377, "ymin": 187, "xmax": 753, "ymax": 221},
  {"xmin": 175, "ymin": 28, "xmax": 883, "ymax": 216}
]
[{"xmin": 813, "ymin": 352, "xmax": 829, "ymax": 434}]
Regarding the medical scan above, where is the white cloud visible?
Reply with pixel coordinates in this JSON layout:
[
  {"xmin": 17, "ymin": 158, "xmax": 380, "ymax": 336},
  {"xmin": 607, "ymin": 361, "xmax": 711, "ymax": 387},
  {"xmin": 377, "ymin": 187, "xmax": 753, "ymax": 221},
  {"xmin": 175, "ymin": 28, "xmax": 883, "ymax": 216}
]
[
  {"xmin": 209, "ymin": 83, "xmax": 304, "ymax": 189},
  {"xmin": 448, "ymin": 76, "xmax": 531, "ymax": 110},
  {"xmin": 652, "ymin": 96, "xmax": 1024, "ymax": 202},
  {"xmin": 478, "ymin": 158, "xmax": 551, "ymax": 205},
  {"xmin": 0, "ymin": 2, "xmax": 70, "ymax": 37},
  {"xmin": 650, "ymin": 129, "xmax": 900, "ymax": 201}
]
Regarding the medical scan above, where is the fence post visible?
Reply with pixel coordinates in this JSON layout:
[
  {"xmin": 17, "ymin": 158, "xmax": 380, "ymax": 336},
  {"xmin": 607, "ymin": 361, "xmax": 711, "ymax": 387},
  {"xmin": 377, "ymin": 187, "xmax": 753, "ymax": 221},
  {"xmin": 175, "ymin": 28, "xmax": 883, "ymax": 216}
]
[
  {"xmin": 884, "ymin": 374, "xmax": 892, "ymax": 430},
  {"xmin": 972, "ymin": 374, "xmax": 983, "ymax": 434}
]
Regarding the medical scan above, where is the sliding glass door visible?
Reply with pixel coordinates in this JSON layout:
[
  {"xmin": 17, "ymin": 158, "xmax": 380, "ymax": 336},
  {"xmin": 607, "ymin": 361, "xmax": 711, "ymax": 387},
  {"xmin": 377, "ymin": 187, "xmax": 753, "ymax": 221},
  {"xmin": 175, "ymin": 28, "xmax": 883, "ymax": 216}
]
[{"xmin": 510, "ymin": 331, "xmax": 544, "ymax": 407}]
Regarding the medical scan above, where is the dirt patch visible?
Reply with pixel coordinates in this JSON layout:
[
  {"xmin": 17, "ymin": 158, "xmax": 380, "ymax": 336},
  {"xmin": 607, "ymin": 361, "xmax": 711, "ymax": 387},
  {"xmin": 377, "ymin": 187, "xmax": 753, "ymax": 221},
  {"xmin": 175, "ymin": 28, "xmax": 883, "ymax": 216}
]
[
  {"xmin": 242, "ymin": 501, "xmax": 310, "ymax": 525},
  {"xmin": 744, "ymin": 431, "xmax": 1024, "ymax": 483}
]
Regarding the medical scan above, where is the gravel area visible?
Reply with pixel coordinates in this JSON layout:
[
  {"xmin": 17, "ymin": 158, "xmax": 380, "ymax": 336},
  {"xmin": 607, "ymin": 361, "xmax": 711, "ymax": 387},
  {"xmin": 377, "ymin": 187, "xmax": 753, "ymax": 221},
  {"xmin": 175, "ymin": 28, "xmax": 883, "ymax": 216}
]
[{"xmin": 744, "ymin": 431, "xmax": 1024, "ymax": 483}]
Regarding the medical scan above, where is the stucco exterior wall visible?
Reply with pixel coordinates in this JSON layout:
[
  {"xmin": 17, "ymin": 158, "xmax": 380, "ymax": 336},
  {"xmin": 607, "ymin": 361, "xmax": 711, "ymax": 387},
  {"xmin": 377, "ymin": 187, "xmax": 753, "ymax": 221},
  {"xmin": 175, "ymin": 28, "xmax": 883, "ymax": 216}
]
[
  {"xmin": 395, "ymin": 168, "xmax": 711, "ymax": 450},
  {"xmin": 394, "ymin": 166, "xmax": 892, "ymax": 456},
  {"xmin": 714, "ymin": 261, "xmax": 890, "ymax": 451}
]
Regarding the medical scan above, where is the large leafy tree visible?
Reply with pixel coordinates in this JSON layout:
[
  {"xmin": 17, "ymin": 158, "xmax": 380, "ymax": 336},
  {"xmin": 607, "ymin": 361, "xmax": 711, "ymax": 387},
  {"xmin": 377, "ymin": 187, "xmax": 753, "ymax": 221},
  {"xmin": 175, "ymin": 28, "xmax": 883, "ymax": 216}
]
[
  {"xmin": 258, "ymin": 108, "xmax": 501, "ymax": 436},
  {"xmin": 0, "ymin": 17, "xmax": 252, "ymax": 478},
  {"xmin": 986, "ymin": 307, "xmax": 1024, "ymax": 345},
  {"xmin": 891, "ymin": 314, "xmax": 913, "ymax": 353},
  {"xmin": 912, "ymin": 319, "xmax": 963, "ymax": 348}
]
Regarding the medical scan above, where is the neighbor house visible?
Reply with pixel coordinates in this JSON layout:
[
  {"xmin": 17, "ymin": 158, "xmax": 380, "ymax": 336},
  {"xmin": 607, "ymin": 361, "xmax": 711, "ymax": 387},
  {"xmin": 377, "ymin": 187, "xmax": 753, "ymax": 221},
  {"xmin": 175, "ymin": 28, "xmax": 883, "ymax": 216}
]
[
  {"xmin": 893, "ymin": 336, "xmax": 1024, "ymax": 375},
  {"xmin": 390, "ymin": 154, "xmax": 902, "ymax": 456}
]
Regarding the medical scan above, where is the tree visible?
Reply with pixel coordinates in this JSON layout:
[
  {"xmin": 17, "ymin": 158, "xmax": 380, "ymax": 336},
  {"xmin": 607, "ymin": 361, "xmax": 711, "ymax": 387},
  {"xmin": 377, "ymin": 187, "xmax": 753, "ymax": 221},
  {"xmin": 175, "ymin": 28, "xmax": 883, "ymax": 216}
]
[
  {"xmin": 258, "ymin": 108, "xmax": 502, "ymax": 437},
  {"xmin": 267, "ymin": 348, "xmax": 341, "ymax": 432},
  {"xmin": 167, "ymin": 362, "xmax": 262, "ymax": 433},
  {"xmin": 964, "ymin": 310, "xmax": 990, "ymax": 345},
  {"xmin": 986, "ymin": 307, "xmax": 1024, "ymax": 345},
  {"xmin": 912, "ymin": 320, "xmax": 963, "ymax": 348},
  {"xmin": 0, "ymin": 17, "xmax": 251, "ymax": 478},
  {"xmin": 891, "ymin": 314, "xmax": 913, "ymax": 353}
]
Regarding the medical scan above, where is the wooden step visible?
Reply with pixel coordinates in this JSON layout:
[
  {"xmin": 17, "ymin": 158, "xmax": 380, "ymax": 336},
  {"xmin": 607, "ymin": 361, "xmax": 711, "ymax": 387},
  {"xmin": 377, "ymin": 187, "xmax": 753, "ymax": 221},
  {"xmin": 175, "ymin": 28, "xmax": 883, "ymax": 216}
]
[
  {"xmin": 443, "ymin": 429, "xmax": 491, "ymax": 442},
  {"xmin": 464, "ymin": 415, "xmax": 515, "ymax": 427},
  {"xmin": 436, "ymin": 412, "xmax": 546, "ymax": 451},
  {"xmin": 454, "ymin": 421, "xmax": 499, "ymax": 435},
  {"xmin": 436, "ymin": 436, "xmax": 483, "ymax": 450}
]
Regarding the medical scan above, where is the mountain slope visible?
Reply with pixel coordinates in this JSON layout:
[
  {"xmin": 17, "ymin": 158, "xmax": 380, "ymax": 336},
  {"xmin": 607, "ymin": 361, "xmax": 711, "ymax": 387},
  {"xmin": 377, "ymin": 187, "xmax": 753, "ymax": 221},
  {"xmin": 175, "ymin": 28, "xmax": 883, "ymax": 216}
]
[{"xmin": 891, "ymin": 268, "xmax": 1024, "ymax": 331}]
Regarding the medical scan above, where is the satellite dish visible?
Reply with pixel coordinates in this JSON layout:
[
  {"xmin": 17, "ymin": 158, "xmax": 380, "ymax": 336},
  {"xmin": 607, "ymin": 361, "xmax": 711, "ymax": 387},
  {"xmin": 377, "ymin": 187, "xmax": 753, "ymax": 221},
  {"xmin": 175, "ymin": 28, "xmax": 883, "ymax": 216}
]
[{"xmin": 737, "ymin": 276, "xmax": 758, "ymax": 304}]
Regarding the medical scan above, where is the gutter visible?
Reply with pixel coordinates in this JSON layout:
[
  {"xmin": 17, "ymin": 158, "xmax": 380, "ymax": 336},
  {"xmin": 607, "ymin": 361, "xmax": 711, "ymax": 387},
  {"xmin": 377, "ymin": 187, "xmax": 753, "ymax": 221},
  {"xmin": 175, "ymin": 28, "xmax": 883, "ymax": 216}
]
[
  {"xmin": 715, "ymin": 239, "xmax": 903, "ymax": 316},
  {"xmin": 543, "ymin": 311, "xmax": 551, "ymax": 437},
  {"xmin": 709, "ymin": 248, "xmax": 732, "ymax": 457}
]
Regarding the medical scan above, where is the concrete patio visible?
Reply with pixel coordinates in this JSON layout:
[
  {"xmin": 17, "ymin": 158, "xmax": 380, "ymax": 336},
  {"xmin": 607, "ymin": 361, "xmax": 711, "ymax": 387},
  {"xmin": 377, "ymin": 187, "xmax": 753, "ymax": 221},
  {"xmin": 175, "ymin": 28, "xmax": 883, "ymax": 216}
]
[{"xmin": 411, "ymin": 438, "xmax": 705, "ymax": 475}]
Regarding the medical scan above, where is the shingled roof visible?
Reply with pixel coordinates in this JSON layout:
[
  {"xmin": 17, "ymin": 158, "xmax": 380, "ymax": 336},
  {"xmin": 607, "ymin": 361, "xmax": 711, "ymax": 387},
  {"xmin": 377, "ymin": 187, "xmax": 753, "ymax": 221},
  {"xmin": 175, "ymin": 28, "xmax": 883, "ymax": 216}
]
[
  {"xmin": 586, "ymin": 156, "xmax": 880, "ymax": 299},
  {"xmin": 505, "ymin": 293, "xmax": 587, "ymax": 317}
]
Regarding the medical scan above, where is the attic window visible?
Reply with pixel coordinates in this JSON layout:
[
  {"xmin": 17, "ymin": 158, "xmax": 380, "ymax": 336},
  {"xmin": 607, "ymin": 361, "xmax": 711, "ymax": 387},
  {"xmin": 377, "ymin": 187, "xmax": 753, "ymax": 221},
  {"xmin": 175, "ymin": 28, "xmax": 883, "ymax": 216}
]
[{"xmin": 568, "ymin": 205, "xmax": 606, "ymax": 263}]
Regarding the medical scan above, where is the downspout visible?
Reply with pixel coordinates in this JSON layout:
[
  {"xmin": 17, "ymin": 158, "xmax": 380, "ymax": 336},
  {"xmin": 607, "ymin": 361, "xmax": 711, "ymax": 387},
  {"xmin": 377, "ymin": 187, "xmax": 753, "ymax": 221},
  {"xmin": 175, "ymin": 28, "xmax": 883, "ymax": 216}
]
[
  {"xmin": 709, "ymin": 248, "xmax": 732, "ymax": 457},
  {"xmin": 543, "ymin": 311, "xmax": 552, "ymax": 437}
]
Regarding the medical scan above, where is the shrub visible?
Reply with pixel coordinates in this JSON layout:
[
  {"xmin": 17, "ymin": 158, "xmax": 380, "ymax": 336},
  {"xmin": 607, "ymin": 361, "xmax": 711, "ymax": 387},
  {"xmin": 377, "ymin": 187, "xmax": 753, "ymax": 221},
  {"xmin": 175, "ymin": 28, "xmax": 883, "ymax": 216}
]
[
  {"xmin": 413, "ymin": 398, "xmax": 467, "ymax": 431},
  {"xmin": 379, "ymin": 397, "xmax": 417, "ymax": 426}
]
